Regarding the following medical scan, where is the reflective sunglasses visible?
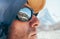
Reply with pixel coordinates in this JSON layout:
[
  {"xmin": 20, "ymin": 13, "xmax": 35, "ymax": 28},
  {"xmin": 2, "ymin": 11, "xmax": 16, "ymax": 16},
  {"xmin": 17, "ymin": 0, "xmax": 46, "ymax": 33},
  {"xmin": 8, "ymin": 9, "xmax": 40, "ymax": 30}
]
[{"xmin": 16, "ymin": 6, "xmax": 38, "ymax": 22}]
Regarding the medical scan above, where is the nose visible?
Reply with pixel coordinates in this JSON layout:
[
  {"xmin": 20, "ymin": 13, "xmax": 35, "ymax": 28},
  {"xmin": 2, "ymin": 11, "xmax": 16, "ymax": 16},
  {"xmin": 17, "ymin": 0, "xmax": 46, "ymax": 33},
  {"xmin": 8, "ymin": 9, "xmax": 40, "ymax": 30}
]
[{"xmin": 29, "ymin": 15, "xmax": 39, "ymax": 28}]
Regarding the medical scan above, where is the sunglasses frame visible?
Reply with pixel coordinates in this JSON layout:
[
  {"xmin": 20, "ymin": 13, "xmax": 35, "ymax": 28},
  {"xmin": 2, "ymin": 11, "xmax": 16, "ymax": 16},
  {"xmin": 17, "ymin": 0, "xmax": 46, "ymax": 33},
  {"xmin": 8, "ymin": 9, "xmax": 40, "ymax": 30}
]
[{"xmin": 16, "ymin": 6, "xmax": 38, "ymax": 22}]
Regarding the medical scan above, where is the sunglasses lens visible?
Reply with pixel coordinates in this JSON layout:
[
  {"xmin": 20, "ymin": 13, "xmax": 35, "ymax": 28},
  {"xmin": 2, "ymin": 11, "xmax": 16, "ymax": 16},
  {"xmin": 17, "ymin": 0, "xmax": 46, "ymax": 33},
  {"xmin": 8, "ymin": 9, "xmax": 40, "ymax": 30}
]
[{"xmin": 17, "ymin": 7, "xmax": 32, "ymax": 22}]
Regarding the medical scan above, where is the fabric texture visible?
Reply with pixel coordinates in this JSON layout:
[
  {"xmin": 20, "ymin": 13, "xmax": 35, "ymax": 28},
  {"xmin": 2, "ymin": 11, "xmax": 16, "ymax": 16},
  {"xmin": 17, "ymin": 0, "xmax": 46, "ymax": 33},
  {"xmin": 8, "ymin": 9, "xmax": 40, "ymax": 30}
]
[
  {"xmin": 0, "ymin": 0, "xmax": 27, "ymax": 39},
  {"xmin": 0, "ymin": 0, "xmax": 27, "ymax": 25}
]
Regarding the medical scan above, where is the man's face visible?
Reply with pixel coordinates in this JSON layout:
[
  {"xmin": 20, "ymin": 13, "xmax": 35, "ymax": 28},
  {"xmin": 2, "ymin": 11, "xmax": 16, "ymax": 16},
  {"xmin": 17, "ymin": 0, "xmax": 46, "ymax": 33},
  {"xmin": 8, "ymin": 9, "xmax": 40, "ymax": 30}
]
[
  {"xmin": 8, "ymin": 5, "xmax": 39, "ymax": 39},
  {"xmin": 8, "ymin": 15, "xmax": 39, "ymax": 39}
]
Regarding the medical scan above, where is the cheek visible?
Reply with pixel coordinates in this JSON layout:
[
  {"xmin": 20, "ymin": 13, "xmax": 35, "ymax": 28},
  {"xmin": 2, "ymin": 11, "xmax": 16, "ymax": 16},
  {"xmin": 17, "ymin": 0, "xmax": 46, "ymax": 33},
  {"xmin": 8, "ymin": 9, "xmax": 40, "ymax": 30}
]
[
  {"xmin": 10, "ymin": 20, "xmax": 30, "ymax": 37},
  {"xmin": 18, "ymin": 24, "xmax": 29, "ymax": 34}
]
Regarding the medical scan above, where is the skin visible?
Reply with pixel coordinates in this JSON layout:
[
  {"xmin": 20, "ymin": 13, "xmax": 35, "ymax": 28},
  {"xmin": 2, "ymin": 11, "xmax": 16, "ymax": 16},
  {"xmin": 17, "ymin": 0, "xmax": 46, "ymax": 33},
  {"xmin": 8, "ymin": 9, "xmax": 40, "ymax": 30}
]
[
  {"xmin": 8, "ymin": 15, "xmax": 39, "ymax": 39},
  {"xmin": 7, "ymin": 0, "xmax": 46, "ymax": 39}
]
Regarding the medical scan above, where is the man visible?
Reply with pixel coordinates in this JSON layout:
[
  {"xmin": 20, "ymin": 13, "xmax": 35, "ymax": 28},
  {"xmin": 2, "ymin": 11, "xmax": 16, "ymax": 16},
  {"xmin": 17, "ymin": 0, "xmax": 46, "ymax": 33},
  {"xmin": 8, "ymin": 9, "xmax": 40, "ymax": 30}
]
[{"xmin": 8, "ymin": 0, "xmax": 45, "ymax": 39}]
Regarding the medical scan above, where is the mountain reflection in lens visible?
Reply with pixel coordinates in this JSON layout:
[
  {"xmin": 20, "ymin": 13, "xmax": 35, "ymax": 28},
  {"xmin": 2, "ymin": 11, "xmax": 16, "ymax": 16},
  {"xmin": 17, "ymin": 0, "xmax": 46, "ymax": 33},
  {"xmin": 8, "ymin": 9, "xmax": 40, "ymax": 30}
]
[
  {"xmin": 17, "ymin": 12, "xmax": 29, "ymax": 22},
  {"xmin": 17, "ymin": 8, "xmax": 31, "ymax": 22}
]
